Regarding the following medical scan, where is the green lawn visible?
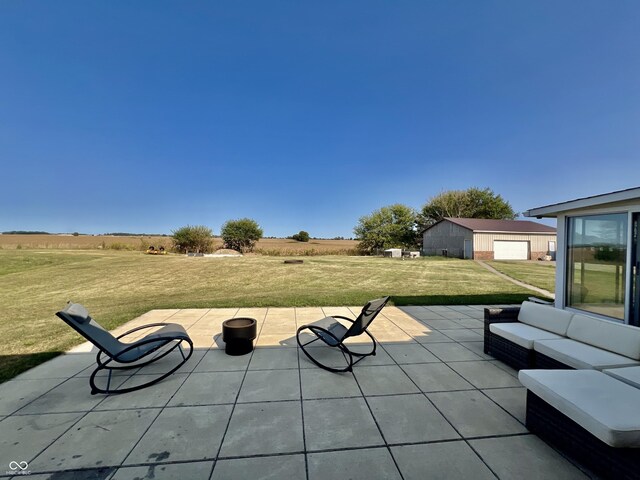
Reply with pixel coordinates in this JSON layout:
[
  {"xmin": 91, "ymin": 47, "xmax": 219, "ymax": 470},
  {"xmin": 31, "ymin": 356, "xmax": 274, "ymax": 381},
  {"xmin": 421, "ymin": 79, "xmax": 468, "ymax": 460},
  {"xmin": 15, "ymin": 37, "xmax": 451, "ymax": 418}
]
[
  {"xmin": 487, "ymin": 261, "xmax": 556, "ymax": 293},
  {"xmin": 0, "ymin": 250, "xmax": 536, "ymax": 382}
]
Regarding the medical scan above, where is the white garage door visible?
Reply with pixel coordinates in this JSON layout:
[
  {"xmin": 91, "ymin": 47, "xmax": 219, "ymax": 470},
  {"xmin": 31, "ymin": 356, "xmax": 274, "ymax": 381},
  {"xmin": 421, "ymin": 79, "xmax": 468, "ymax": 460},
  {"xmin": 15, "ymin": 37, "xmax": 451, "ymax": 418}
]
[{"xmin": 494, "ymin": 241, "xmax": 529, "ymax": 260}]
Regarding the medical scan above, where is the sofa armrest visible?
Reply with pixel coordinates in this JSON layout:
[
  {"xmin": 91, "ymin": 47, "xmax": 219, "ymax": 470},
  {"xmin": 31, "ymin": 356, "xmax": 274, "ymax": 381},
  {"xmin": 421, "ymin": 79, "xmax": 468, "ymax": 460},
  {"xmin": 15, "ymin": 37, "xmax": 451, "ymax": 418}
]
[{"xmin": 484, "ymin": 307, "xmax": 520, "ymax": 325}]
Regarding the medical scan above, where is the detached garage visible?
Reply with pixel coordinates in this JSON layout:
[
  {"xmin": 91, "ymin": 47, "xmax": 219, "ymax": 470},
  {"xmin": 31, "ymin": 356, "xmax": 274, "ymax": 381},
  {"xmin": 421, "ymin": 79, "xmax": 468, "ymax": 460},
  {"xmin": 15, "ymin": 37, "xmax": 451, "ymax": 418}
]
[{"xmin": 422, "ymin": 217, "xmax": 556, "ymax": 260}]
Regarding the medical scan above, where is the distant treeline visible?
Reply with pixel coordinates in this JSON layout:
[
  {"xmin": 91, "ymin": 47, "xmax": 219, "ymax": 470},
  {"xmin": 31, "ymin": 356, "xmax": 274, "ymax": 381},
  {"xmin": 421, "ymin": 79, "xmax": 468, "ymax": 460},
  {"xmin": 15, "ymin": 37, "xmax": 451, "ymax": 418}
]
[
  {"xmin": 102, "ymin": 233, "xmax": 169, "ymax": 237},
  {"xmin": 2, "ymin": 231, "xmax": 51, "ymax": 235}
]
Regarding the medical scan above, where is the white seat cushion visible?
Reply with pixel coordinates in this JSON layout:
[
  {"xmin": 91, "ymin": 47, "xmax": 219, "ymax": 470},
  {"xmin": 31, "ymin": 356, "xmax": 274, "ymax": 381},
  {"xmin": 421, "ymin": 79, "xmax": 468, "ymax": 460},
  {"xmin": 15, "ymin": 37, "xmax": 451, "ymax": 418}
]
[
  {"xmin": 518, "ymin": 301, "xmax": 573, "ymax": 335},
  {"xmin": 567, "ymin": 314, "xmax": 640, "ymax": 360},
  {"xmin": 519, "ymin": 369, "xmax": 640, "ymax": 447},
  {"xmin": 603, "ymin": 366, "xmax": 640, "ymax": 389},
  {"xmin": 534, "ymin": 339, "xmax": 640, "ymax": 370},
  {"xmin": 489, "ymin": 323, "xmax": 564, "ymax": 349}
]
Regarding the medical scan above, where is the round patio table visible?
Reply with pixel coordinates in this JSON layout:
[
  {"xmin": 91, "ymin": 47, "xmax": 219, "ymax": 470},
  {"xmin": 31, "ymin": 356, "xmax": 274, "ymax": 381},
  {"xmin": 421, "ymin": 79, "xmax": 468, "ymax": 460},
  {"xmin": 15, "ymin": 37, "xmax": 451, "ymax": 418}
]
[{"xmin": 222, "ymin": 317, "xmax": 257, "ymax": 356}]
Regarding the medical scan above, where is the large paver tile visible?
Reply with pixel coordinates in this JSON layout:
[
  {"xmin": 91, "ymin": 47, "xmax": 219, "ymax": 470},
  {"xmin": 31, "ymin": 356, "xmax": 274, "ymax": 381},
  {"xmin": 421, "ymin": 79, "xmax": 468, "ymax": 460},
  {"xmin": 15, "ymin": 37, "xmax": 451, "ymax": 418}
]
[
  {"xmin": 451, "ymin": 318, "xmax": 484, "ymax": 328},
  {"xmin": 303, "ymin": 397, "xmax": 383, "ymax": 450},
  {"xmin": 19, "ymin": 378, "xmax": 107, "ymax": 414},
  {"xmin": 238, "ymin": 370, "xmax": 300, "ymax": 402},
  {"xmin": 112, "ymin": 461, "xmax": 214, "ymax": 480},
  {"xmin": 212, "ymin": 454, "xmax": 306, "ymax": 480},
  {"xmin": 15, "ymin": 467, "xmax": 117, "ymax": 479},
  {"xmin": 300, "ymin": 369, "xmax": 361, "ymax": 399},
  {"xmin": 308, "ymin": 447, "xmax": 401, "ymax": 480},
  {"xmin": 219, "ymin": 401, "xmax": 303, "ymax": 456},
  {"xmin": 0, "ymin": 378, "xmax": 66, "ymax": 415},
  {"xmin": 382, "ymin": 344, "xmax": 440, "ymax": 364},
  {"xmin": 0, "ymin": 412, "xmax": 83, "ymax": 465},
  {"xmin": 429, "ymin": 390, "xmax": 527, "ymax": 437},
  {"xmin": 32, "ymin": 408, "xmax": 159, "ymax": 471},
  {"xmin": 441, "ymin": 329, "xmax": 483, "ymax": 342},
  {"xmin": 421, "ymin": 319, "xmax": 467, "ymax": 330},
  {"xmin": 399, "ymin": 307, "xmax": 445, "ymax": 321},
  {"xmin": 401, "ymin": 363, "xmax": 474, "ymax": 392},
  {"xmin": 424, "ymin": 343, "xmax": 483, "ymax": 362},
  {"xmin": 459, "ymin": 341, "xmax": 492, "ymax": 359},
  {"xmin": 248, "ymin": 348, "xmax": 299, "ymax": 370},
  {"xmin": 95, "ymin": 374, "xmax": 187, "ymax": 411},
  {"xmin": 482, "ymin": 387, "xmax": 527, "ymax": 423},
  {"xmin": 412, "ymin": 330, "xmax": 456, "ymax": 343},
  {"xmin": 353, "ymin": 365, "xmax": 419, "ymax": 395},
  {"xmin": 392, "ymin": 441, "xmax": 495, "ymax": 480},
  {"xmin": 193, "ymin": 349, "xmax": 250, "ymax": 372},
  {"xmin": 448, "ymin": 361, "xmax": 522, "ymax": 389},
  {"xmin": 13, "ymin": 354, "xmax": 94, "ymax": 380},
  {"xmin": 167, "ymin": 372, "xmax": 243, "ymax": 406},
  {"xmin": 125, "ymin": 405, "xmax": 231, "ymax": 464},
  {"xmin": 368, "ymin": 394, "xmax": 459, "ymax": 444},
  {"xmin": 470, "ymin": 435, "xmax": 589, "ymax": 479}
]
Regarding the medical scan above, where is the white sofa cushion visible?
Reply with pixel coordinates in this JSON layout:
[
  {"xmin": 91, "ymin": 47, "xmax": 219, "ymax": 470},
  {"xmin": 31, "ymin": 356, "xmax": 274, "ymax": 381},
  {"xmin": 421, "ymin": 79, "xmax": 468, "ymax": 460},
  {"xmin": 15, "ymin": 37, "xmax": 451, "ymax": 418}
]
[
  {"xmin": 489, "ymin": 323, "xmax": 564, "ymax": 349},
  {"xmin": 534, "ymin": 338, "xmax": 640, "ymax": 370},
  {"xmin": 566, "ymin": 313, "xmax": 640, "ymax": 360},
  {"xmin": 519, "ymin": 369, "xmax": 640, "ymax": 447},
  {"xmin": 518, "ymin": 301, "xmax": 573, "ymax": 335},
  {"xmin": 603, "ymin": 366, "xmax": 640, "ymax": 389}
]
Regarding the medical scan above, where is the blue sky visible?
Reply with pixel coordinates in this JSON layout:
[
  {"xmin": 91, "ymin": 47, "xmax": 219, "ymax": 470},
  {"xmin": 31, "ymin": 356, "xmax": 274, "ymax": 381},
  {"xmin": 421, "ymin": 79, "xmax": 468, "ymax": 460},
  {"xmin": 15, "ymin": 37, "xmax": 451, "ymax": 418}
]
[{"xmin": 1, "ymin": 2, "xmax": 639, "ymax": 237}]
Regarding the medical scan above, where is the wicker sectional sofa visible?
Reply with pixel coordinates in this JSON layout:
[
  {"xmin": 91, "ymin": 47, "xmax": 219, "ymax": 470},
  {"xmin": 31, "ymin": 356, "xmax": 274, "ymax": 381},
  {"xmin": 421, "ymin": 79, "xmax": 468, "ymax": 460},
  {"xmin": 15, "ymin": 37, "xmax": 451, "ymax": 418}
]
[
  {"xmin": 484, "ymin": 301, "xmax": 640, "ymax": 371},
  {"xmin": 484, "ymin": 301, "xmax": 640, "ymax": 478}
]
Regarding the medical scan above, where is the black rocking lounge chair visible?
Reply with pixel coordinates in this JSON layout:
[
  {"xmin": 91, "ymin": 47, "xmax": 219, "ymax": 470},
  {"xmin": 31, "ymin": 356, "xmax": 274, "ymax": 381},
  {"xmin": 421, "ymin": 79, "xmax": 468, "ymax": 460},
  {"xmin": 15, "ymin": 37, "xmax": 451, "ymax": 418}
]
[
  {"xmin": 296, "ymin": 296, "xmax": 390, "ymax": 372},
  {"xmin": 57, "ymin": 302, "xmax": 193, "ymax": 395}
]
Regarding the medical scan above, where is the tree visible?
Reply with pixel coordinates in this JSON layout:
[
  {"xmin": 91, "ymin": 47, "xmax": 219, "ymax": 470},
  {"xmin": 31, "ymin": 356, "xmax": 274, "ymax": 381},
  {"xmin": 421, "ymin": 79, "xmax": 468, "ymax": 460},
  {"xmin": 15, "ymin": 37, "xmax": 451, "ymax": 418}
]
[
  {"xmin": 171, "ymin": 225, "xmax": 214, "ymax": 253},
  {"xmin": 221, "ymin": 218, "xmax": 263, "ymax": 253},
  {"xmin": 354, "ymin": 204, "xmax": 418, "ymax": 254},
  {"xmin": 417, "ymin": 187, "xmax": 516, "ymax": 230},
  {"xmin": 291, "ymin": 230, "xmax": 310, "ymax": 242}
]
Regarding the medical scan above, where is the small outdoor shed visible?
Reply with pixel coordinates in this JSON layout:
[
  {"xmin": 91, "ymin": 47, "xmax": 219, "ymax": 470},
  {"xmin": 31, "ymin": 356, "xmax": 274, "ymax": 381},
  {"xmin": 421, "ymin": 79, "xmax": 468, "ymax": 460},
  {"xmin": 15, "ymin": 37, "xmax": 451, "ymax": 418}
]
[
  {"xmin": 525, "ymin": 186, "xmax": 640, "ymax": 326},
  {"xmin": 421, "ymin": 217, "xmax": 557, "ymax": 260}
]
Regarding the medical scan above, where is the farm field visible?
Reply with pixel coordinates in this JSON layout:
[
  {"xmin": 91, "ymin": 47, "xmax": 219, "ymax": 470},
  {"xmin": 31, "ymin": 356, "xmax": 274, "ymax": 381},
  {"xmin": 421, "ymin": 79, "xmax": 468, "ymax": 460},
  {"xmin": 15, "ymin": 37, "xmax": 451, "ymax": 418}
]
[
  {"xmin": 0, "ymin": 234, "xmax": 358, "ymax": 254},
  {"xmin": 0, "ymin": 250, "xmax": 538, "ymax": 382}
]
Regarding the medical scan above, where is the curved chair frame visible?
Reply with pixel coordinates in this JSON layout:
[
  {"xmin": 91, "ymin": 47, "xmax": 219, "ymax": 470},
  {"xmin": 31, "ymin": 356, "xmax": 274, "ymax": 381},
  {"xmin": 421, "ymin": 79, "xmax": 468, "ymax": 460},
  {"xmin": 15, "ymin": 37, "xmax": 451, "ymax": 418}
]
[
  {"xmin": 57, "ymin": 303, "xmax": 194, "ymax": 395},
  {"xmin": 91, "ymin": 323, "xmax": 193, "ymax": 395},
  {"xmin": 297, "ymin": 316, "xmax": 377, "ymax": 372},
  {"xmin": 297, "ymin": 295, "xmax": 389, "ymax": 373}
]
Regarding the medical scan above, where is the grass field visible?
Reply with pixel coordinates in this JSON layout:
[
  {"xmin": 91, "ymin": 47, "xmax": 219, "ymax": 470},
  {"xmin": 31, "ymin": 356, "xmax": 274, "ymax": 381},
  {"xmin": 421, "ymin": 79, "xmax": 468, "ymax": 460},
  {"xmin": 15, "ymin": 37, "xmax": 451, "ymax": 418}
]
[
  {"xmin": 0, "ymin": 234, "xmax": 359, "ymax": 255},
  {"xmin": 0, "ymin": 250, "xmax": 537, "ymax": 382},
  {"xmin": 487, "ymin": 261, "xmax": 556, "ymax": 293}
]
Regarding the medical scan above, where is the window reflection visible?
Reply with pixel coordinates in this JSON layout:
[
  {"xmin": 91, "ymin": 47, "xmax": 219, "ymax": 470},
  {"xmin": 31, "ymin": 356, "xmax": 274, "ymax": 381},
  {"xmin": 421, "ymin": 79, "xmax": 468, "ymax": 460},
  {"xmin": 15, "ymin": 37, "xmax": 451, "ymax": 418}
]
[{"xmin": 567, "ymin": 214, "xmax": 627, "ymax": 320}]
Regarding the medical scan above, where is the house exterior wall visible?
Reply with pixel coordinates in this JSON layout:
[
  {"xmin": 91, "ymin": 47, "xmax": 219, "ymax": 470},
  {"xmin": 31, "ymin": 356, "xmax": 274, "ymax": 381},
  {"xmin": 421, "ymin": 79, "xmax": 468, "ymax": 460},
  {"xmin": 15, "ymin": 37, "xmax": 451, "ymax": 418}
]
[
  {"xmin": 473, "ymin": 233, "xmax": 556, "ymax": 260},
  {"xmin": 422, "ymin": 221, "xmax": 472, "ymax": 258}
]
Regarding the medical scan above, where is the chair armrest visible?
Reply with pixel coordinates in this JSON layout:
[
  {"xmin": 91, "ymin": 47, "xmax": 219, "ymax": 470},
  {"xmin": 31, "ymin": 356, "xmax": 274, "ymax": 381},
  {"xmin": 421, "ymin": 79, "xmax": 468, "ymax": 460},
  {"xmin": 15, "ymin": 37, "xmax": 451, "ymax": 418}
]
[
  {"xmin": 484, "ymin": 307, "xmax": 520, "ymax": 325},
  {"xmin": 116, "ymin": 322, "xmax": 168, "ymax": 339},
  {"xmin": 332, "ymin": 315, "xmax": 356, "ymax": 324}
]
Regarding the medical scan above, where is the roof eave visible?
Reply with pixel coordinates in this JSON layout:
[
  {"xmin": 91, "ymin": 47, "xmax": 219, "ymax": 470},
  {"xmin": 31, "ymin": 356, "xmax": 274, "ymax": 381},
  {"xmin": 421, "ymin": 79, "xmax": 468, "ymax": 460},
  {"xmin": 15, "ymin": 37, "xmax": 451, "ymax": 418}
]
[{"xmin": 524, "ymin": 187, "xmax": 640, "ymax": 218}]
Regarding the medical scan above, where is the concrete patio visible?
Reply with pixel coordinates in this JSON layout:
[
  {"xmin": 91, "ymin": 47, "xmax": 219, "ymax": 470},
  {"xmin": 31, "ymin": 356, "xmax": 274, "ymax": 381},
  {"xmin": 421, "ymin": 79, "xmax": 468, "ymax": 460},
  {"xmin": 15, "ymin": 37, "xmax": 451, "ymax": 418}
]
[{"xmin": 0, "ymin": 305, "xmax": 591, "ymax": 479}]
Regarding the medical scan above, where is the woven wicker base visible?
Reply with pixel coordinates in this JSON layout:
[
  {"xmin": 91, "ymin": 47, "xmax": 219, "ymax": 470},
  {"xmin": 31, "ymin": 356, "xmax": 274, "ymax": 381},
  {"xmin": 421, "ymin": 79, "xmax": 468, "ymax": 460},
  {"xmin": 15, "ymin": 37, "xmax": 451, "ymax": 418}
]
[
  {"xmin": 526, "ymin": 391, "xmax": 640, "ymax": 480},
  {"xmin": 534, "ymin": 352, "xmax": 573, "ymax": 370},
  {"xmin": 486, "ymin": 332, "xmax": 533, "ymax": 370}
]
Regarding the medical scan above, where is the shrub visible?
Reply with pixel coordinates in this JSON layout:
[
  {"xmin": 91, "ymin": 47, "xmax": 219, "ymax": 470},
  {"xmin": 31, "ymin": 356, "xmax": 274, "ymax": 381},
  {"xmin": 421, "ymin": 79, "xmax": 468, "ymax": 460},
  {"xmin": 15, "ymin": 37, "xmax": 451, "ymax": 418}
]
[
  {"xmin": 291, "ymin": 230, "xmax": 310, "ymax": 242},
  {"xmin": 220, "ymin": 218, "xmax": 263, "ymax": 253},
  {"xmin": 171, "ymin": 225, "xmax": 214, "ymax": 253}
]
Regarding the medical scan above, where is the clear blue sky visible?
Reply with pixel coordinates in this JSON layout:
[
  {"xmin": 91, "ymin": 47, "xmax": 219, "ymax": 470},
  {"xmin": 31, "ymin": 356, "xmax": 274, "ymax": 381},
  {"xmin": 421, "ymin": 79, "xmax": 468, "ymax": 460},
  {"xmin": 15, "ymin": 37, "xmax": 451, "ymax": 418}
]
[{"xmin": 1, "ymin": 2, "xmax": 639, "ymax": 237}]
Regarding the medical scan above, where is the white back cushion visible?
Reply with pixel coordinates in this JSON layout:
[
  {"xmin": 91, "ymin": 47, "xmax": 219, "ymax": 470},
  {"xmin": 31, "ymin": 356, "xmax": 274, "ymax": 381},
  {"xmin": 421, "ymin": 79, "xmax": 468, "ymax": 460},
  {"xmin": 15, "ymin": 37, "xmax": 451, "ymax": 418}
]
[
  {"xmin": 518, "ymin": 301, "xmax": 572, "ymax": 335},
  {"xmin": 567, "ymin": 313, "xmax": 640, "ymax": 360}
]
